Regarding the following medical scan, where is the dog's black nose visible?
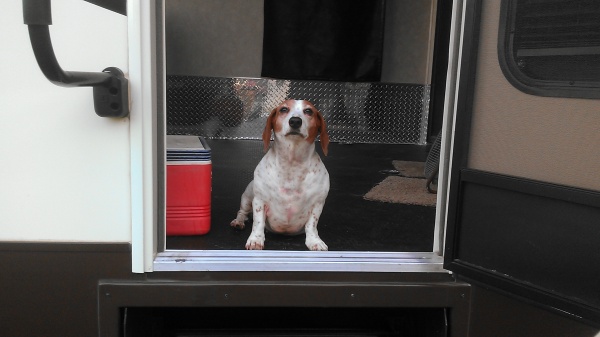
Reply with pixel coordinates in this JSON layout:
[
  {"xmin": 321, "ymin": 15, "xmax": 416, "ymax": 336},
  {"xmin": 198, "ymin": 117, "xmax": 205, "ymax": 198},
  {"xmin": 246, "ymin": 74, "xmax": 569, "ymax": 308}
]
[{"xmin": 289, "ymin": 117, "xmax": 302, "ymax": 129}]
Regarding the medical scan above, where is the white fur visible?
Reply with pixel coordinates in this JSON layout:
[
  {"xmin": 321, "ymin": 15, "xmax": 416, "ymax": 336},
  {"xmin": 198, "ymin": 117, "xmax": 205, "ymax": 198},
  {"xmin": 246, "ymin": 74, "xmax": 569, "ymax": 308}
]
[{"xmin": 230, "ymin": 100, "xmax": 329, "ymax": 251}]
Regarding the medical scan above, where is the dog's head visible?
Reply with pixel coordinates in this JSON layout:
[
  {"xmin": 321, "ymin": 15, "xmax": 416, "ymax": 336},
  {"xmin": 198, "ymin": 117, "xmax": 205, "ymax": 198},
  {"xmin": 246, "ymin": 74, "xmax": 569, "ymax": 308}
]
[{"xmin": 263, "ymin": 99, "xmax": 329, "ymax": 155}]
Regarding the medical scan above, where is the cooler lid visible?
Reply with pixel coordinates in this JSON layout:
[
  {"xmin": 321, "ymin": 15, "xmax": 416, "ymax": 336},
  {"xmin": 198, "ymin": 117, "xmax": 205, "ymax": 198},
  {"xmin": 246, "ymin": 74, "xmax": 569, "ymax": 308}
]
[{"xmin": 167, "ymin": 135, "xmax": 211, "ymax": 162}]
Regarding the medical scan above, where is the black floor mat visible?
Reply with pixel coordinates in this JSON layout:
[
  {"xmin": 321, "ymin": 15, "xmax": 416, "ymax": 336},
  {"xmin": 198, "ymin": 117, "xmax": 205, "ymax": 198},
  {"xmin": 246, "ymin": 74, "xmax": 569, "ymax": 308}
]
[{"xmin": 166, "ymin": 140, "xmax": 435, "ymax": 252}]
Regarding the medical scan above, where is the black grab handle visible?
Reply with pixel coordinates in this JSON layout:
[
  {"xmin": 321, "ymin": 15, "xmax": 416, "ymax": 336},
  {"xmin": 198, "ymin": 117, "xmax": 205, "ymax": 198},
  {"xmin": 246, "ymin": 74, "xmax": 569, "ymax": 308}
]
[{"xmin": 23, "ymin": 0, "xmax": 129, "ymax": 118}]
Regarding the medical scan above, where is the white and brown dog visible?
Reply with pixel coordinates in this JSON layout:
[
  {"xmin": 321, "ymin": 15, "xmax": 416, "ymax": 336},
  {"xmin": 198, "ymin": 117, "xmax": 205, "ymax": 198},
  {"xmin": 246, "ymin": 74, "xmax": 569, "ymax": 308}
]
[{"xmin": 230, "ymin": 99, "xmax": 330, "ymax": 251}]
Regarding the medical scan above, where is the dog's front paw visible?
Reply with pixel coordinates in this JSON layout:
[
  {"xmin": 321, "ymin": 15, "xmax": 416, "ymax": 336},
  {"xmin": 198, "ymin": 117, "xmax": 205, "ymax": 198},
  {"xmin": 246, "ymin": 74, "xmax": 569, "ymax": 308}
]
[
  {"xmin": 306, "ymin": 237, "xmax": 328, "ymax": 251},
  {"xmin": 245, "ymin": 234, "xmax": 265, "ymax": 250},
  {"xmin": 230, "ymin": 219, "xmax": 246, "ymax": 230}
]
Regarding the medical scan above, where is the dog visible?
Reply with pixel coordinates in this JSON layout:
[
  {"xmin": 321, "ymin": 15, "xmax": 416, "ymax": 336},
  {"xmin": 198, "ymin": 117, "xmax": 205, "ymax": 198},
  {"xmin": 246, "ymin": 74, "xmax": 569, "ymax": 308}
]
[{"xmin": 230, "ymin": 99, "xmax": 330, "ymax": 251}]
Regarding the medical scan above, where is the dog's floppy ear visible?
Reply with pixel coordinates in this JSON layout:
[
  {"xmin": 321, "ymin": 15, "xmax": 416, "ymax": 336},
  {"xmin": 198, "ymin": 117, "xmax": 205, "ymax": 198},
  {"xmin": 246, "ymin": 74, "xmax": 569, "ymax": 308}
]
[
  {"xmin": 316, "ymin": 110, "xmax": 330, "ymax": 156},
  {"xmin": 262, "ymin": 108, "xmax": 277, "ymax": 152}
]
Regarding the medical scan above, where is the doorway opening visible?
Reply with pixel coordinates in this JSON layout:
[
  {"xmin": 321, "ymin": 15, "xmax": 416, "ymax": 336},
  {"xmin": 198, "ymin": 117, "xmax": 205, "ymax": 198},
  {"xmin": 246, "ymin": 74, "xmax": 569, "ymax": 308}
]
[{"xmin": 161, "ymin": 0, "xmax": 452, "ymax": 259}]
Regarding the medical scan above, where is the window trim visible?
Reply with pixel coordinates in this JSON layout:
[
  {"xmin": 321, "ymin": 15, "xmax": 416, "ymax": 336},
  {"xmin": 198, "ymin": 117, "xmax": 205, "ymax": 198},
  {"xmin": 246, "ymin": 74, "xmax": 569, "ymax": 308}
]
[
  {"xmin": 129, "ymin": 0, "xmax": 165, "ymax": 273},
  {"xmin": 497, "ymin": 0, "xmax": 600, "ymax": 100}
]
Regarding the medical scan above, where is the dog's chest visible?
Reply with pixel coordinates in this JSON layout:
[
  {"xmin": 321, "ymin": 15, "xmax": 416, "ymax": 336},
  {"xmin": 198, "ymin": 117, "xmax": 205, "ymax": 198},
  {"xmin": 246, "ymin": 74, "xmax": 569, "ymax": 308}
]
[
  {"xmin": 254, "ymin": 153, "xmax": 328, "ymax": 230},
  {"xmin": 255, "ymin": 150, "xmax": 328, "ymax": 185},
  {"xmin": 257, "ymin": 156, "xmax": 325, "ymax": 199}
]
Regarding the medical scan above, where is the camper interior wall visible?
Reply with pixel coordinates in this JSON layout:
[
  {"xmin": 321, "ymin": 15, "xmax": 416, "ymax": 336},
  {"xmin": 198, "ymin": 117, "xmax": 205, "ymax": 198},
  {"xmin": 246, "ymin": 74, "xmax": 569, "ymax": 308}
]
[
  {"xmin": 165, "ymin": 0, "xmax": 437, "ymax": 84},
  {"xmin": 0, "ymin": 1, "xmax": 130, "ymax": 242}
]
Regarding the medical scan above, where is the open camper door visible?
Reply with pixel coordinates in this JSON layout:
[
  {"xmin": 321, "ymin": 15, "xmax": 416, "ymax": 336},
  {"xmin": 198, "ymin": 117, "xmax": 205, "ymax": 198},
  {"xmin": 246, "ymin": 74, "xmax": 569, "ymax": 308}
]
[{"xmin": 444, "ymin": 0, "xmax": 600, "ymax": 327}]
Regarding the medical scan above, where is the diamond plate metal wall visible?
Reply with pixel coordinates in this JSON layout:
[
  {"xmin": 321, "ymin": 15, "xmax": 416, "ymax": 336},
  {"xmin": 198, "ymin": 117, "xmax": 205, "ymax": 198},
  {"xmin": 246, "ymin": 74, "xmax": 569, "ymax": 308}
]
[{"xmin": 167, "ymin": 76, "xmax": 430, "ymax": 144}]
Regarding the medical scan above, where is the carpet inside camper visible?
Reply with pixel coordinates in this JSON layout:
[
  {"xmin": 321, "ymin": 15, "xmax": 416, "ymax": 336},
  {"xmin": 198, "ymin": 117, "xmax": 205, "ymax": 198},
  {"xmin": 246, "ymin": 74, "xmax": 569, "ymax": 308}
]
[{"xmin": 166, "ymin": 140, "xmax": 436, "ymax": 252}]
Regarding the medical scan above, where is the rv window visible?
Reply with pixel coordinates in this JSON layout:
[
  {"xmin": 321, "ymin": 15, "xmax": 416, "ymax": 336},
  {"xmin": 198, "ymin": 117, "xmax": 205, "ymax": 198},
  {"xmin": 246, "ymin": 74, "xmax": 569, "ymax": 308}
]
[{"xmin": 498, "ymin": 0, "xmax": 600, "ymax": 99}]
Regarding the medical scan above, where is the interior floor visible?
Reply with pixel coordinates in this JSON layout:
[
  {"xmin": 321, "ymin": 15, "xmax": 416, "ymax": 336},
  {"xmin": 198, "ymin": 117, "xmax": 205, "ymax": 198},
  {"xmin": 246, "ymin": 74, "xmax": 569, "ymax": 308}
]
[{"xmin": 166, "ymin": 140, "xmax": 436, "ymax": 252}]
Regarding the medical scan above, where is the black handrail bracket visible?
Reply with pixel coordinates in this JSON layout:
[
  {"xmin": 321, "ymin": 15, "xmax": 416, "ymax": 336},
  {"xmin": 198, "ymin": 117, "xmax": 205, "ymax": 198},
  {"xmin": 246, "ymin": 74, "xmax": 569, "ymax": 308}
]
[{"xmin": 23, "ymin": 0, "xmax": 129, "ymax": 117}]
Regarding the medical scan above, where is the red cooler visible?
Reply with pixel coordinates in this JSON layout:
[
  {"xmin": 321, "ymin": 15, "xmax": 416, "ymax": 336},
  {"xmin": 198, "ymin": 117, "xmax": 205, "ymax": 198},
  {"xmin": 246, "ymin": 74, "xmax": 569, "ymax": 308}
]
[{"xmin": 166, "ymin": 135, "xmax": 211, "ymax": 236}]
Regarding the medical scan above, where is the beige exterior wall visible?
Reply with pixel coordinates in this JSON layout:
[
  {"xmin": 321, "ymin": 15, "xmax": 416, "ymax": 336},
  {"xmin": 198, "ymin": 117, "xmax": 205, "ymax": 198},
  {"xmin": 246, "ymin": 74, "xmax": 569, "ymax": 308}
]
[
  {"xmin": 467, "ymin": 1, "xmax": 600, "ymax": 191},
  {"xmin": 0, "ymin": 0, "xmax": 131, "ymax": 242}
]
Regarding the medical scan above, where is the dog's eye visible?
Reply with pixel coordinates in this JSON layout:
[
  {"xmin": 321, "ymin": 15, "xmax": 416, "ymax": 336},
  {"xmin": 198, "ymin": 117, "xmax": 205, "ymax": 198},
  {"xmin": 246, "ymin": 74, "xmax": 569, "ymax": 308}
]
[
  {"xmin": 303, "ymin": 108, "xmax": 314, "ymax": 116},
  {"xmin": 279, "ymin": 107, "xmax": 289, "ymax": 113}
]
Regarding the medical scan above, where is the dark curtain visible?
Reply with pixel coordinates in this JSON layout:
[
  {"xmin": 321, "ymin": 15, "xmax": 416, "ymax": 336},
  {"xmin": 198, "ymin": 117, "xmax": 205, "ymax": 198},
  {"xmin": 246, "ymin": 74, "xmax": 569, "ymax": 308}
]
[{"xmin": 261, "ymin": 0, "xmax": 386, "ymax": 82}]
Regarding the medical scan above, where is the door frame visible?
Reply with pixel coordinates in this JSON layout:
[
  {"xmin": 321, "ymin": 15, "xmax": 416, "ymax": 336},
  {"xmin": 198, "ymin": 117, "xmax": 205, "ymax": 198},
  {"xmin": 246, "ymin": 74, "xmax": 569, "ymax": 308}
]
[
  {"xmin": 129, "ymin": 0, "xmax": 472, "ymax": 274},
  {"xmin": 443, "ymin": 0, "xmax": 600, "ymax": 327}
]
